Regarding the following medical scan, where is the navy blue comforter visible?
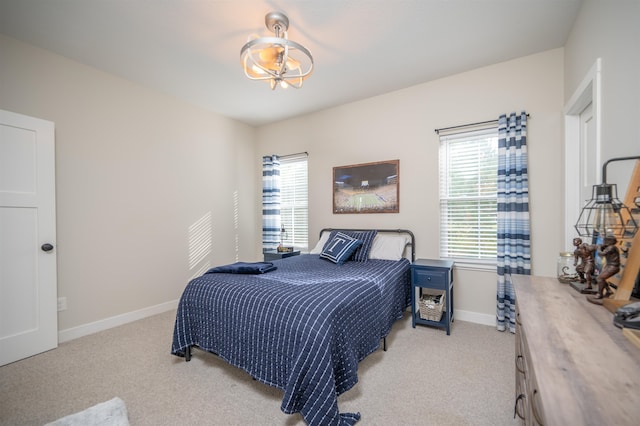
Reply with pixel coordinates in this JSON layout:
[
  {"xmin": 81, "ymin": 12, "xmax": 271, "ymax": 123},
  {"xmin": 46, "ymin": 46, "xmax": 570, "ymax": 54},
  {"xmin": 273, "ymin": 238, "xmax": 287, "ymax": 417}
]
[{"xmin": 171, "ymin": 254, "xmax": 410, "ymax": 425}]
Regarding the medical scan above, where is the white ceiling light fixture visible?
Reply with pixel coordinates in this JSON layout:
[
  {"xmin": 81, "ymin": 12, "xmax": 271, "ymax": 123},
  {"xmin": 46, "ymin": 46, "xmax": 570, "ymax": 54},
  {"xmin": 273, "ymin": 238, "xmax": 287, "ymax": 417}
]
[{"xmin": 240, "ymin": 11, "xmax": 314, "ymax": 90}]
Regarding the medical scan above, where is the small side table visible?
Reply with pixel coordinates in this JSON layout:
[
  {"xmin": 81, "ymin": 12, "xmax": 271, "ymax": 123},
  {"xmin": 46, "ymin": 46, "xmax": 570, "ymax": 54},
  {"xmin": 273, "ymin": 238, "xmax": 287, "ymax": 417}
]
[
  {"xmin": 263, "ymin": 250, "xmax": 300, "ymax": 262},
  {"xmin": 410, "ymin": 259, "xmax": 454, "ymax": 335}
]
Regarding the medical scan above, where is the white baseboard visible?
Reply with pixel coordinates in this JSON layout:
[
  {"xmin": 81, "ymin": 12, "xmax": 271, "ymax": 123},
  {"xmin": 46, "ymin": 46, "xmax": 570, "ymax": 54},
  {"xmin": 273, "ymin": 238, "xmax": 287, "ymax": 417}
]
[
  {"xmin": 454, "ymin": 309, "xmax": 496, "ymax": 327},
  {"xmin": 58, "ymin": 300, "xmax": 179, "ymax": 343},
  {"xmin": 59, "ymin": 302, "xmax": 495, "ymax": 343}
]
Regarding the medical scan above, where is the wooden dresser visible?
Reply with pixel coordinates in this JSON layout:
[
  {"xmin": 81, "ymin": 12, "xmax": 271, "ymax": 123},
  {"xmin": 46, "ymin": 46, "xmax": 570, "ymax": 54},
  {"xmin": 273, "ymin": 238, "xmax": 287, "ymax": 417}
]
[{"xmin": 513, "ymin": 275, "xmax": 640, "ymax": 425}]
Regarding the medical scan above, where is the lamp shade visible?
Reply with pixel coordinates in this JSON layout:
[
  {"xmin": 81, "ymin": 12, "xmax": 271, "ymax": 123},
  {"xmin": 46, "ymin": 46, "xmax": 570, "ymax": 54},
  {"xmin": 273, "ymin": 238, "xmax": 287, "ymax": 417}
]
[
  {"xmin": 574, "ymin": 183, "xmax": 634, "ymax": 237},
  {"xmin": 574, "ymin": 155, "xmax": 640, "ymax": 239}
]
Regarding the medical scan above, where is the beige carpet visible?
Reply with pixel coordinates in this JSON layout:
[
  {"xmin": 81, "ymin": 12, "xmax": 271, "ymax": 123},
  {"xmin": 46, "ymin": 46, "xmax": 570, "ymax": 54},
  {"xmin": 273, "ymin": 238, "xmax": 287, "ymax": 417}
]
[{"xmin": 0, "ymin": 310, "xmax": 518, "ymax": 426}]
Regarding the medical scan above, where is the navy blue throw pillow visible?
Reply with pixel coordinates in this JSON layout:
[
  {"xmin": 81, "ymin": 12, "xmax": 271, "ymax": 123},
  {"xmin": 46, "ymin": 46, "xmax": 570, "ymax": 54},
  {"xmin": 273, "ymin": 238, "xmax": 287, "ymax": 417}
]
[
  {"xmin": 320, "ymin": 232, "xmax": 362, "ymax": 264},
  {"xmin": 323, "ymin": 230, "xmax": 377, "ymax": 262}
]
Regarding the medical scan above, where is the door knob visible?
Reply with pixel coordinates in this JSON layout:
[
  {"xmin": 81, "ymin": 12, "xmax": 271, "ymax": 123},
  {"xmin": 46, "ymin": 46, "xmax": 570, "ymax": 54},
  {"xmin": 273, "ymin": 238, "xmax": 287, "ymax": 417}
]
[{"xmin": 41, "ymin": 243, "xmax": 54, "ymax": 252}]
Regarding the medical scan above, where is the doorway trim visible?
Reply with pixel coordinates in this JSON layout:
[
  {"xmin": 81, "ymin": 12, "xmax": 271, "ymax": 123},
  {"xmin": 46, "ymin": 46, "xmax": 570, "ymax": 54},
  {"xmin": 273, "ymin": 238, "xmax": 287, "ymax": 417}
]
[{"xmin": 564, "ymin": 58, "xmax": 602, "ymax": 245}]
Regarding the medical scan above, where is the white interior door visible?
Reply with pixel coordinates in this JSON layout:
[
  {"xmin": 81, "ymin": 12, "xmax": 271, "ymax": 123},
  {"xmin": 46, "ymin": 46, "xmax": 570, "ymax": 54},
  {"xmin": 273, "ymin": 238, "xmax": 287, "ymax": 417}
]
[
  {"xmin": 579, "ymin": 102, "xmax": 597, "ymax": 206},
  {"xmin": 564, "ymin": 58, "xmax": 602, "ymax": 245},
  {"xmin": 0, "ymin": 109, "xmax": 57, "ymax": 366}
]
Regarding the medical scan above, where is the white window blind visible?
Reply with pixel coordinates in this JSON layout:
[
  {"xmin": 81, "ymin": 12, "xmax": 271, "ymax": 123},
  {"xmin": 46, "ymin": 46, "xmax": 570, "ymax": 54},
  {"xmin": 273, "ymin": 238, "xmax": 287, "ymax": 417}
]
[
  {"xmin": 280, "ymin": 153, "xmax": 308, "ymax": 251},
  {"xmin": 439, "ymin": 128, "xmax": 498, "ymax": 261}
]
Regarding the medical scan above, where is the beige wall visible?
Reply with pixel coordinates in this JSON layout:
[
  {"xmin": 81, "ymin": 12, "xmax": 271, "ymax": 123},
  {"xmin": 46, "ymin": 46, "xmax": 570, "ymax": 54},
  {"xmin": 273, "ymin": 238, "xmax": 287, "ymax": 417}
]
[
  {"xmin": 564, "ymin": 0, "xmax": 640, "ymax": 192},
  {"xmin": 257, "ymin": 49, "xmax": 566, "ymax": 324},
  {"xmin": 0, "ymin": 35, "xmax": 258, "ymax": 334}
]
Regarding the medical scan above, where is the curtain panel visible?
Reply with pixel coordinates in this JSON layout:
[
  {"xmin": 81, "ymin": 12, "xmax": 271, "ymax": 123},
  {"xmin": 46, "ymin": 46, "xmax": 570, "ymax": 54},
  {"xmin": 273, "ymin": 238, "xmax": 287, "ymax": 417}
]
[
  {"xmin": 496, "ymin": 112, "xmax": 531, "ymax": 333},
  {"xmin": 262, "ymin": 155, "xmax": 281, "ymax": 251}
]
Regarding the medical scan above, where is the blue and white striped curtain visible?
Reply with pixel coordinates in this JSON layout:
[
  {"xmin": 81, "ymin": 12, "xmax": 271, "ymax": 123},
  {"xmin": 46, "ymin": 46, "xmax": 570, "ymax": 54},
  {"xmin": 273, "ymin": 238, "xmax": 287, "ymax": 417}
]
[
  {"xmin": 262, "ymin": 155, "xmax": 281, "ymax": 251},
  {"xmin": 496, "ymin": 112, "xmax": 531, "ymax": 333}
]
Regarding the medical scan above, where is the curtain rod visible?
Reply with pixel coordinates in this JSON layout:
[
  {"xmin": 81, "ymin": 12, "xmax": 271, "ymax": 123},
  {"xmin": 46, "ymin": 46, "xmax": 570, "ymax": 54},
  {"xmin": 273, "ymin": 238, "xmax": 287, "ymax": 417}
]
[{"xmin": 434, "ymin": 113, "xmax": 530, "ymax": 134}]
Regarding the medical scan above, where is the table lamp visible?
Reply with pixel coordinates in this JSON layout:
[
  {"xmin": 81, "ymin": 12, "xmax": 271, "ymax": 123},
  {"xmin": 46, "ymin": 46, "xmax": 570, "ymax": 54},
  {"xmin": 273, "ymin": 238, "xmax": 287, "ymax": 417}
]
[{"xmin": 574, "ymin": 156, "xmax": 640, "ymax": 239}]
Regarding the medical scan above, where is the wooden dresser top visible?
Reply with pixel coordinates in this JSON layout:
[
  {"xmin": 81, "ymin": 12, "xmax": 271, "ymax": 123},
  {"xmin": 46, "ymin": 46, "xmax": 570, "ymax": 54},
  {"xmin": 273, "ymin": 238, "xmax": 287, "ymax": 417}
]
[{"xmin": 513, "ymin": 274, "xmax": 640, "ymax": 425}]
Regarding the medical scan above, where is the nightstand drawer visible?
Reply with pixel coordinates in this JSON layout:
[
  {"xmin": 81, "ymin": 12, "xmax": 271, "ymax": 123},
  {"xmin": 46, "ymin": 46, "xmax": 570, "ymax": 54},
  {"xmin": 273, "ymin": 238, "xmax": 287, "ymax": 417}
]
[{"xmin": 411, "ymin": 268, "xmax": 448, "ymax": 289}]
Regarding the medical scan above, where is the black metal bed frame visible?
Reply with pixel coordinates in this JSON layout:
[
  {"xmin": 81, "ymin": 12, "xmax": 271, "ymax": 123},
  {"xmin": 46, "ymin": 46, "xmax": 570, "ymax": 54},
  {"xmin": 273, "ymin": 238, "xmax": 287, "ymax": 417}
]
[{"xmin": 318, "ymin": 228, "xmax": 415, "ymax": 263}]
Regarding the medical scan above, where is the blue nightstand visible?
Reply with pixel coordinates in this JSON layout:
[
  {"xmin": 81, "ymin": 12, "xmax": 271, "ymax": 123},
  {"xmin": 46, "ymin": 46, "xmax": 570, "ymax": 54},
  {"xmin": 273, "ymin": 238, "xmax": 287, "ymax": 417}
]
[
  {"xmin": 263, "ymin": 250, "xmax": 300, "ymax": 262},
  {"xmin": 410, "ymin": 259, "xmax": 455, "ymax": 335}
]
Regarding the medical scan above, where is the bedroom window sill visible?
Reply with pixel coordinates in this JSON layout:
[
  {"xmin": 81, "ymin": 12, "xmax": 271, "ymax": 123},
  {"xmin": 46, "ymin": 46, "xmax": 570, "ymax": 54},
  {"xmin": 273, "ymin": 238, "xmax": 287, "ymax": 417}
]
[{"xmin": 443, "ymin": 259, "xmax": 496, "ymax": 272}]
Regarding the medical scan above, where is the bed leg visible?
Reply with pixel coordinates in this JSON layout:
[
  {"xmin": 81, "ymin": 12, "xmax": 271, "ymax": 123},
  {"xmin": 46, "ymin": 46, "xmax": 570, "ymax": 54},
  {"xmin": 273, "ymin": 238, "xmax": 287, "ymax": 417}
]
[
  {"xmin": 185, "ymin": 345, "xmax": 192, "ymax": 362},
  {"xmin": 383, "ymin": 338, "xmax": 387, "ymax": 352}
]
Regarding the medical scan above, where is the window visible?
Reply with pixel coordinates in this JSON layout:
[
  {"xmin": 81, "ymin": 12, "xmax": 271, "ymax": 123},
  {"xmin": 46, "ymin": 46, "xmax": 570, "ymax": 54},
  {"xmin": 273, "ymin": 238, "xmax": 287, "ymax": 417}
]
[
  {"xmin": 439, "ymin": 128, "xmax": 498, "ymax": 262},
  {"xmin": 280, "ymin": 153, "xmax": 308, "ymax": 251}
]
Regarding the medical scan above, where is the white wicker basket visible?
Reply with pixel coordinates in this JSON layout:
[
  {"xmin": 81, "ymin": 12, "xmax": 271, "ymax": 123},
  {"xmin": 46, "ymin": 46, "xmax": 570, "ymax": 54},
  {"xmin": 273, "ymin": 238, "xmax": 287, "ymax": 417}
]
[{"xmin": 418, "ymin": 293, "xmax": 445, "ymax": 321}]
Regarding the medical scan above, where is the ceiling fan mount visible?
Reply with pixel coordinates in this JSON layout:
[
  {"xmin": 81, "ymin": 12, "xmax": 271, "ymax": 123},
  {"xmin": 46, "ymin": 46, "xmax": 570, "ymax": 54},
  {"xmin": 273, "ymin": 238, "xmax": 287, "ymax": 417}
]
[{"xmin": 264, "ymin": 11, "xmax": 289, "ymax": 34}]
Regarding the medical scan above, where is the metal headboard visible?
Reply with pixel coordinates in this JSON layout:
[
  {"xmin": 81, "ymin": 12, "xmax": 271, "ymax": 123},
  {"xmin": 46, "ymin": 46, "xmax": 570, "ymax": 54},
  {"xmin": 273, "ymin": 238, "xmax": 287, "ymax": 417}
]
[{"xmin": 319, "ymin": 228, "xmax": 415, "ymax": 262}]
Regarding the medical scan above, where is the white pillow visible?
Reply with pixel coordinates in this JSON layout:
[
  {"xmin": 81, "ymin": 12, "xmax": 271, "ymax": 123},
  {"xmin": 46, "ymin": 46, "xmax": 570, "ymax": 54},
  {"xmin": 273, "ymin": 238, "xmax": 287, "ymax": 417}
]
[
  {"xmin": 309, "ymin": 231, "xmax": 332, "ymax": 254},
  {"xmin": 368, "ymin": 233, "xmax": 411, "ymax": 261}
]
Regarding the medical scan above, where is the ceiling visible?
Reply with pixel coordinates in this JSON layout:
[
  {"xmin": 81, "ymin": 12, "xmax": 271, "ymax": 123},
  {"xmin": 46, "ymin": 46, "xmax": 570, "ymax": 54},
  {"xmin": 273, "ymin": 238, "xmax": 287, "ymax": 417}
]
[{"xmin": 0, "ymin": 0, "xmax": 582, "ymax": 127}]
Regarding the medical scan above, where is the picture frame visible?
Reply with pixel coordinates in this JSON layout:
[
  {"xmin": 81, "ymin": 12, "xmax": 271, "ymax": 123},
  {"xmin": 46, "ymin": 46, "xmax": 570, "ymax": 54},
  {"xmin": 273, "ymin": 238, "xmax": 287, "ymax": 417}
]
[{"xmin": 333, "ymin": 159, "xmax": 399, "ymax": 214}]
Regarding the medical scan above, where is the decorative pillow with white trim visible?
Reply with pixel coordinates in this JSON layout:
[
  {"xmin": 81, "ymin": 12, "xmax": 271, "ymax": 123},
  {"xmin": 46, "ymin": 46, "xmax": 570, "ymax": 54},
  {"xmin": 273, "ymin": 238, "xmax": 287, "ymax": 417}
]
[
  {"xmin": 320, "ymin": 232, "xmax": 362, "ymax": 265},
  {"xmin": 321, "ymin": 230, "xmax": 377, "ymax": 262}
]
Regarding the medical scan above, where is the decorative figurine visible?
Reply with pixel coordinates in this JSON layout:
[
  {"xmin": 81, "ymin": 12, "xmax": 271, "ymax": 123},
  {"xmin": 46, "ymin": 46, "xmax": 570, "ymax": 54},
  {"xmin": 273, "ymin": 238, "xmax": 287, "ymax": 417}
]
[
  {"xmin": 570, "ymin": 237, "xmax": 597, "ymax": 294},
  {"xmin": 594, "ymin": 235, "xmax": 620, "ymax": 299},
  {"xmin": 573, "ymin": 237, "xmax": 596, "ymax": 287}
]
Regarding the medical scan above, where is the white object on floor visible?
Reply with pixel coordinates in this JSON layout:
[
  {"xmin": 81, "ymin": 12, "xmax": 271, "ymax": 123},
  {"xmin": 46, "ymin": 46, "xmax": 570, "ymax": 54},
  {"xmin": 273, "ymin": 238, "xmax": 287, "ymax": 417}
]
[{"xmin": 45, "ymin": 397, "xmax": 129, "ymax": 426}]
